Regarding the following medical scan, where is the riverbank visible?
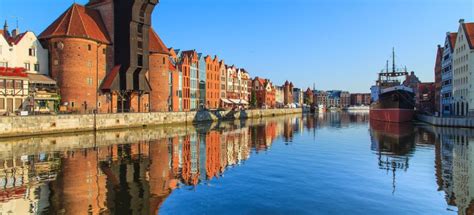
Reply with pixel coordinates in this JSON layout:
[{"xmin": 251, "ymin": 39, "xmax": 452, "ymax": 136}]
[
  {"xmin": 0, "ymin": 108, "xmax": 302, "ymax": 138},
  {"xmin": 416, "ymin": 114, "xmax": 474, "ymax": 128}
]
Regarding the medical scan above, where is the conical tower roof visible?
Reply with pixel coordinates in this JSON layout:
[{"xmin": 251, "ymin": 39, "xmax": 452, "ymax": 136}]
[{"xmin": 39, "ymin": 4, "xmax": 111, "ymax": 44}]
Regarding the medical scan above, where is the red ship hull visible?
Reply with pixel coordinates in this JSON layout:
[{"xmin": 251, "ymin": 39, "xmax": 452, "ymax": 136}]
[{"xmin": 369, "ymin": 108, "xmax": 414, "ymax": 123}]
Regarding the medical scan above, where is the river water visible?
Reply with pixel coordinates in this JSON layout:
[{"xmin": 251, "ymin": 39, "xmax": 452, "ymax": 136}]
[{"xmin": 0, "ymin": 112, "xmax": 471, "ymax": 214}]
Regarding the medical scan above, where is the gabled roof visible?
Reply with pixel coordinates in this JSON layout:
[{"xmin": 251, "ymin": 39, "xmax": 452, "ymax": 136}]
[
  {"xmin": 149, "ymin": 28, "xmax": 170, "ymax": 55},
  {"xmin": 39, "ymin": 4, "xmax": 111, "ymax": 44},
  {"xmin": 448, "ymin": 32, "xmax": 457, "ymax": 50},
  {"xmin": 463, "ymin": 22, "xmax": 474, "ymax": 49}
]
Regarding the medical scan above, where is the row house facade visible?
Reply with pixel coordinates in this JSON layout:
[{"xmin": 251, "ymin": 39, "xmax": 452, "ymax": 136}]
[
  {"xmin": 169, "ymin": 48, "xmax": 183, "ymax": 112},
  {"xmin": 0, "ymin": 67, "xmax": 29, "ymax": 114},
  {"xmin": 252, "ymin": 77, "xmax": 276, "ymax": 108},
  {"xmin": 275, "ymin": 86, "xmax": 284, "ymax": 107},
  {"xmin": 434, "ymin": 45, "xmax": 443, "ymax": 114},
  {"xmin": 440, "ymin": 32, "xmax": 457, "ymax": 116},
  {"xmin": 314, "ymin": 90, "xmax": 350, "ymax": 108},
  {"xmin": 205, "ymin": 55, "xmax": 220, "ymax": 109},
  {"xmin": 452, "ymin": 19, "xmax": 474, "ymax": 117},
  {"xmin": 224, "ymin": 66, "xmax": 250, "ymax": 107},
  {"xmin": 292, "ymin": 88, "xmax": 303, "ymax": 106},
  {"xmin": 198, "ymin": 53, "xmax": 206, "ymax": 108},
  {"xmin": 350, "ymin": 93, "xmax": 371, "ymax": 106},
  {"xmin": 1, "ymin": 22, "xmax": 58, "ymax": 114}
]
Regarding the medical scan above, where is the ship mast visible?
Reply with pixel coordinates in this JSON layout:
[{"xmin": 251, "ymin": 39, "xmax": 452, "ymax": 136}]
[{"xmin": 392, "ymin": 47, "xmax": 396, "ymax": 74}]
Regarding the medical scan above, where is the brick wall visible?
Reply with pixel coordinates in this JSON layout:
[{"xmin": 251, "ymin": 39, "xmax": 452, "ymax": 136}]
[
  {"xmin": 48, "ymin": 38, "xmax": 109, "ymax": 114},
  {"xmin": 149, "ymin": 53, "xmax": 170, "ymax": 112}
]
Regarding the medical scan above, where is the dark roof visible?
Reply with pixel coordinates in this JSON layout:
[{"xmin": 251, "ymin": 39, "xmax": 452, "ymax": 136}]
[
  {"xmin": 39, "ymin": 4, "xmax": 111, "ymax": 44},
  {"xmin": 100, "ymin": 65, "xmax": 120, "ymax": 91},
  {"xmin": 149, "ymin": 28, "xmax": 170, "ymax": 55}
]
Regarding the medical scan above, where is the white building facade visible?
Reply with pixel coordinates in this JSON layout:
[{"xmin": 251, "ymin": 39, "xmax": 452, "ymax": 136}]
[
  {"xmin": 1, "ymin": 24, "xmax": 49, "ymax": 75},
  {"xmin": 452, "ymin": 20, "xmax": 474, "ymax": 116},
  {"xmin": 441, "ymin": 32, "xmax": 456, "ymax": 116}
]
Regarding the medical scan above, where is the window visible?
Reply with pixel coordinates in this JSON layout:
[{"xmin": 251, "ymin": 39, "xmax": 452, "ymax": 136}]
[
  {"xmin": 29, "ymin": 48, "xmax": 36, "ymax": 56},
  {"xmin": 138, "ymin": 54, "xmax": 143, "ymax": 67},
  {"xmin": 88, "ymin": 44, "xmax": 92, "ymax": 51},
  {"xmin": 138, "ymin": 41, "xmax": 143, "ymax": 49},
  {"xmin": 163, "ymin": 57, "xmax": 166, "ymax": 64},
  {"xmin": 71, "ymin": 101, "xmax": 75, "ymax": 107},
  {"xmin": 0, "ymin": 98, "xmax": 4, "ymax": 109},
  {"xmin": 14, "ymin": 80, "xmax": 22, "ymax": 89},
  {"xmin": 86, "ymin": 77, "xmax": 93, "ymax": 86},
  {"xmin": 24, "ymin": 63, "xmax": 30, "ymax": 71},
  {"xmin": 34, "ymin": 64, "xmax": 40, "ymax": 72},
  {"xmin": 6, "ymin": 80, "xmax": 13, "ymax": 88},
  {"xmin": 103, "ymin": 48, "xmax": 106, "ymax": 54},
  {"xmin": 0, "ymin": 62, "xmax": 7, "ymax": 67}
]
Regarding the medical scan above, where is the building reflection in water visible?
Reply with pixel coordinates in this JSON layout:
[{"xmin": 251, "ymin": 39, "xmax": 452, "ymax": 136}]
[
  {"xmin": 1, "ymin": 112, "xmax": 474, "ymax": 214},
  {"xmin": 369, "ymin": 119, "xmax": 474, "ymax": 215},
  {"xmin": 429, "ymin": 127, "xmax": 474, "ymax": 215},
  {"xmin": 0, "ymin": 114, "xmax": 303, "ymax": 214}
]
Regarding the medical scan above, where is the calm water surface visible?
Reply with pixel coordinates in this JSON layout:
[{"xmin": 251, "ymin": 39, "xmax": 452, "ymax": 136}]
[{"xmin": 0, "ymin": 112, "xmax": 471, "ymax": 214}]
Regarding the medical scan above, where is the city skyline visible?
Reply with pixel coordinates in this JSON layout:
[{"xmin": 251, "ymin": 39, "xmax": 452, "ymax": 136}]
[{"xmin": 0, "ymin": 0, "xmax": 473, "ymax": 92}]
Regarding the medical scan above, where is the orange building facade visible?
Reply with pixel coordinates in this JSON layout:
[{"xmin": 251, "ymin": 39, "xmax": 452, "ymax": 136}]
[{"xmin": 205, "ymin": 55, "xmax": 220, "ymax": 109}]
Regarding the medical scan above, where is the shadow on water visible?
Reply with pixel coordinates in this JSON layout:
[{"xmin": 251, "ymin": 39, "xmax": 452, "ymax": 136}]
[{"xmin": 0, "ymin": 111, "xmax": 473, "ymax": 214}]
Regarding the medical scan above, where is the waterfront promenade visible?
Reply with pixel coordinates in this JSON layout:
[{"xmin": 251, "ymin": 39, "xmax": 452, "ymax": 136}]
[
  {"xmin": 416, "ymin": 114, "xmax": 474, "ymax": 128},
  {"xmin": 0, "ymin": 108, "xmax": 301, "ymax": 138}
]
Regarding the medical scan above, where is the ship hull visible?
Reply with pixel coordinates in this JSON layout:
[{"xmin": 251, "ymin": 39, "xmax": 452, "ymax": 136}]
[
  {"xmin": 370, "ymin": 87, "xmax": 415, "ymax": 123},
  {"xmin": 369, "ymin": 108, "xmax": 414, "ymax": 123}
]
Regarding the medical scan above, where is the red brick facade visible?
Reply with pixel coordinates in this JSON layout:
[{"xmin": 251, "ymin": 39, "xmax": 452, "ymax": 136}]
[
  {"xmin": 205, "ymin": 55, "xmax": 220, "ymax": 109},
  {"xmin": 252, "ymin": 77, "xmax": 276, "ymax": 108},
  {"xmin": 149, "ymin": 53, "xmax": 170, "ymax": 112},
  {"xmin": 304, "ymin": 88, "xmax": 313, "ymax": 105},
  {"xmin": 47, "ymin": 37, "xmax": 109, "ymax": 114},
  {"xmin": 283, "ymin": 81, "xmax": 294, "ymax": 105}
]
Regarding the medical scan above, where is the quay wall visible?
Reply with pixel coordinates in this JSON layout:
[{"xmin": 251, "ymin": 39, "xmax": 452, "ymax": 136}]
[
  {"xmin": 416, "ymin": 114, "xmax": 474, "ymax": 128},
  {"xmin": 0, "ymin": 108, "xmax": 302, "ymax": 137}
]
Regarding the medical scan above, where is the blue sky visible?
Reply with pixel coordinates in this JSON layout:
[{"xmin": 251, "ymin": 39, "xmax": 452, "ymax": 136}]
[{"xmin": 1, "ymin": 0, "xmax": 473, "ymax": 92}]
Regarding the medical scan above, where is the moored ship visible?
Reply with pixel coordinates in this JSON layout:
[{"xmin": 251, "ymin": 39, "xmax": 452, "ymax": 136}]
[{"xmin": 370, "ymin": 49, "xmax": 415, "ymax": 123}]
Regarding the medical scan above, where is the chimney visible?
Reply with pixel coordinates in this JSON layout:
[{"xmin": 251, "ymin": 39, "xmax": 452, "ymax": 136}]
[{"xmin": 459, "ymin": 19, "xmax": 465, "ymax": 23}]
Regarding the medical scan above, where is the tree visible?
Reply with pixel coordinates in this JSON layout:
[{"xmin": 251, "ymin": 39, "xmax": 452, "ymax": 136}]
[{"xmin": 250, "ymin": 90, "xmax": 257, "ymax": 108}]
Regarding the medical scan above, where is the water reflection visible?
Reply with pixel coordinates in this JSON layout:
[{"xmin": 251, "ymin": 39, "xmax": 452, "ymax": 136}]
[
  {"xmin": 0, "ymin": 112, "xmax": 473, "ymax": 214},
  {"xmin": 429, "ymin": 127, "xmax": 474, "ymax": 215}
]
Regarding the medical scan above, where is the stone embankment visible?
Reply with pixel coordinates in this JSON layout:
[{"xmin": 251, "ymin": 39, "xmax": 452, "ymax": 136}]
[
  {"xmin": 416, "ymin": 114, "xmax": 474, "ymax": 128},
  {"xmin": 0, "ymin": 108, "xmax": 302, "ymax": 137}
]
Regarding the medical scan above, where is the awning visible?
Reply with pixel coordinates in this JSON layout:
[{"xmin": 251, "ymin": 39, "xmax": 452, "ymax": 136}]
[
  {"xmin": 27, "ymin": 73, "xmax": 56, "ymax": 85},
  {"xmin": 221, "ymin": 98, "xmax": 233, "ymax": 104},
  {"xmin": 229, "ymin": 99, "xmax": 249, "ymax": 105}
]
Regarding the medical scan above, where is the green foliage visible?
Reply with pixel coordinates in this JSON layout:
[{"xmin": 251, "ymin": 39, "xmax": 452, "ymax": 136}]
[{"xmin": 250, "ymin": 90, "xmax": 257, "ymax": 108}]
